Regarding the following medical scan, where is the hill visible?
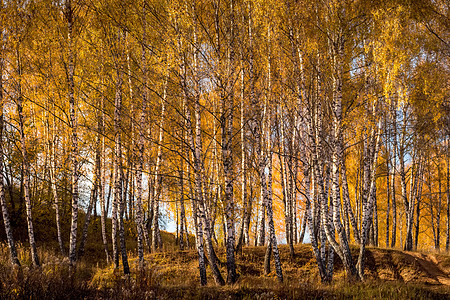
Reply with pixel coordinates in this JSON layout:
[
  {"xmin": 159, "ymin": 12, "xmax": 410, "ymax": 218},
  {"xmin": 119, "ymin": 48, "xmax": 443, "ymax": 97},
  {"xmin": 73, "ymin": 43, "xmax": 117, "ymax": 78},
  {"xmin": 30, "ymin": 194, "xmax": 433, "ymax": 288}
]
[{"xmin": 1, "ymin": 231, "xmax": 450, "ymax": 299}]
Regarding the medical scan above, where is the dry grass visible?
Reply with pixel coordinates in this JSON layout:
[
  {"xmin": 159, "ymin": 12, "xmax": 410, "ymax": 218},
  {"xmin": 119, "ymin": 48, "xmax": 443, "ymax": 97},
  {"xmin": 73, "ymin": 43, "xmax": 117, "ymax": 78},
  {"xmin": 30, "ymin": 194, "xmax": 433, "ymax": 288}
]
[{"xmin": 1, "ymin": 240, "xmax": 450, "ymax": 299}]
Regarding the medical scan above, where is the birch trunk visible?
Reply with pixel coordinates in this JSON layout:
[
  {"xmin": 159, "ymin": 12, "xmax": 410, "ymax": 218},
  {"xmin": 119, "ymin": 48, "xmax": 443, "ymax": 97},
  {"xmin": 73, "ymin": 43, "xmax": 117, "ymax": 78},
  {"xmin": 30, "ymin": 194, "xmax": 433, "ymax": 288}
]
[
  {"xmin": 257, "ymin": 189, "xmax": 266, "ymax": 246},
  {"xmin": 99, "ymin": 90, "xmax": 109, "ymax": 263},
  {"xmin": 186, "ymin": 91, "xmax": 224, "ymax": 285},
  {"xmin": 180, "ymin": 33, "xmax": 222, "ymax": 283},
  {"xmin": 66, "ymin": 0, "xmax": 78, "ymax": 266},
  {"xmin": 264, "ymin": 240, "xmax": 272, "ymax": 275},
  {"xmin": 264, "ymin": 116, "xmax": 283, "ymax": 282},
  {"xmin": 390, "ymin": 100, "xmax": 398, "ymax": 247},
  {"xmin": 310, "ymin": 38, "xmax": 358, "ymax": 281},
  {"xmin": 436, "ymin": 163, "xmax": 442, "ymax": 251},
  {"xmin": 385, "ymin": 122, "xmax": 391, "ymax": 247},
  {"xmin": 414, "ymin": 165, "xmax": 423, "ymax": 250},
  {"xmin": 278, "ymin": 108, "xmax": 294, "ymax": 258},
  {"xmin": 114, "ymin": 31, "xmax": 130, "ymax": 274},
  {"xmin": 399, "ymin": 134, "xmax": 413, "ymax": 250},
  {"xmin": 293, "ymin": 32, "xmax": 328, "ymax": 281},
  {"xmin": 118, "ymin": 165, "xmax": 130, "ymax": 274},
  {"xmin": 195, "ymin": 103, "xmax": 225, "ymax": 285},
  {"xmin": 135, "ymin": 112, "xmax": 146, "ymax": 265},
  {"xmin": 330, "ymin": 53, "xmax": 358, "ymax": 279},
  {"xmin": 179, "ymin": 165, "xmax": 186, "ymax": 250},
  {"xmin": 342, "ymin": 161, "xmax": 360, "ymax": 243},
  {"xmin": 194, "ymin": 192, "xmax": 207, "ymax": 285},
  {"xmin": 222, "ymin": 89, "xmax": 237, "ymax": 283},
  {"xmin": 195, "ymin": 15, "xmax": 225, "ymax": 283},
  {"xmin": 151, "ymin": 73, "xmax": 167, "ymax": 252},
  {"xmin": 47, "ymin": 110, "xmax": 64, "ymax": 255},
  {"xmin": 305, "ymin": 165, "xmax": 327, "ymax": 281},
  {"xmin": 78, "ymin": 114, "xmax": 102, "ymax": 258},
  {"xmin": 245, "ymin": 186, "xmax": 253, "ymax": 246},
  {"xmin": 235, "ymin": 54, "xmax": 247, "ymax": 252},
  {"xmin": 257, "ymin": 88, "xmax": 268, "ymax": 247},
  {"xmin": 357, "ymin": 117, "xmax": 382, "ymax": 279},
  {"xmin": 137, "ymin": 20, "xmax": 151, "ymax": 255},
  {"xmin": 0, "ymin": 53, "xmax": 20, "ymax": 266},
  {"xmin": 112, "ymin": 30, "xmax": 121, "ymax": 270},
  {"xmin": 16, "ymin": 47, "xmax": 39, "ymax": 267},
  {"xmin": 77, "ymin": 172, "xmax": 97, "ymax": 259},
  {"xmin": 446, "ymin": 137, "xmax": 449, "ymax": 252},
  {"xmin": 405, "ymin": 155, "xmax": 420, "ymax": 251}
]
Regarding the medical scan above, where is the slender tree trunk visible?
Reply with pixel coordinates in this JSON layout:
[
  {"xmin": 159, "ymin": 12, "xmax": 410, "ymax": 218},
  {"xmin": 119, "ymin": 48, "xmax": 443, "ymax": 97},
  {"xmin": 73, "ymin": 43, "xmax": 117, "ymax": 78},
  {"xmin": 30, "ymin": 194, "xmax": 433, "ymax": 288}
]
[
  {"xmin": 16, "ymin": 48, "xmax": 39, "ymax": 267},
  {"xmin": 385, "ymin": 117, "xmax": 390, "ymax": 248},
  {"xmin": 400, "ymin": 134, "xmax": 414, "ymax": 251},
  {"xmin": 305, "ymin": 165, "xmax": 327, "ymax": 281},
  {"xmin": 99, "ymin": 89, "xmax": 109, "ymax": 263},
  {"xmin": 298, "ymin": 60, "xmax": 328, "ymax": 282},
  {"xmin": 47, "ymin": 110, "xmax": 64, "ymax": 256},
  {"xmin": 122, "ymin": 167, "xmax": 129, "ymax": 222},
  {"xmin": 390, "ymin": 100, "xmax": 398, "ymax": 248},
  {"xmin": 257, "ymin": 86, "xmax": 269, "ymax": 248},
  {"xmin": 264, "ymin": 240, "xmax": 272, "ymax": 275},
  {"xmin": 78, "ymin": 131, "xmax": 100, "ymax": 259},
  {"xmin": 118, "ymin": 165, "xmax": 130, "ymax": 274},
  {"xmin": 315, "ymin": 36, "xmax": 358, "ymax": 280},
  {"xmin": 221, "ymin": 70, "xmax": 237, "ymax": 284},
  {"xmin": 180, "ymin": 29, "xmax": 223, "ymax": 283},
  {"xmin": 245, "ymin": 186, "xmax": 253, "ymax": 246},
  {"xmin": 0, "ymin": 52, "xmax": 20, "ymax": 267},
  {"xmin": 446, "ymin": 137, "xmax": 450, "ymax": 252},
  {"xmin": 194, "ymin": 103, "xmax": 225, "ymax": 285},
  {"xmin": 179, "ymin": 165, "xmax": 186, "ymax": 250},
  {"xmin": 278, "ymin": 107, "xmax": 294, "ymax": 259},
  {"xmin": 414, "ymin": 165, "xmax": 423, "ymax": 250},
  {"xmin": 264, "ymin": 118, "xmax": 283, "ymax": 282},
  {"xmin": 185, "ymin": 94, "xmax": 213, "ymax": 285},
  {"xmin": 298, "ymin": 211, "xmax": 307, "ymax": 243},
  {"xmin": 428, "ymin": 166, "xmax": 437, "ymax": 249},
  {"xmin": 373, "ymin": 187, "xmax": 378, "ymax": 246},
  {"xmin": 257, "ymin": 188, "xmax": 266, "ymax": 246},
  {"xmin": 5, "ymin": 164, "xmax": 16, "ymax": 222},
  {"xmin": 111, "ymin": 103, "xmax": 119, "ymax": 266},
  {"xmin": 151, "ymin": 72, "xmax": 167, "ymax": 252},
  {"xmin": 111, "ymin": 30, "xmax": 120, "ymax": 270},
  {"xmin": 436, "ymin": 162, "xmax": 442, "ymax": 251},
  {"xmin": 235, "ymin": 56, "xmax": 247, "ymax": 253},
  {"xmin": 113, "ymin": 30, "xmax": 130, "ymax": 274},
  {"xmin": 135, "ymin": 115, "xmax": 146, "ymax": 266},
  {"xmin": 194, "ymin": 191, "xmax": 207, "ymax": 285},
  {"xmin": 65, "ymin": 0, "xmax": 79, "ymax": 266},
  {"xmin": 342, "ymin": 161, "xmax": 360, "ymax": 244},
  {"xmin": 210, "ymin": 1, "xmax": 239, "ymax": 283},
  {"xmin": 357, "ymin": 117, "xmax": 382, "ymax": 279},
  {"xmin": 185, "ymin": 128, "xmax": 193, "ymax": 253},
  {"xmin": 406, "ymin": 155, "xmax": 420, "ymax": 251}
]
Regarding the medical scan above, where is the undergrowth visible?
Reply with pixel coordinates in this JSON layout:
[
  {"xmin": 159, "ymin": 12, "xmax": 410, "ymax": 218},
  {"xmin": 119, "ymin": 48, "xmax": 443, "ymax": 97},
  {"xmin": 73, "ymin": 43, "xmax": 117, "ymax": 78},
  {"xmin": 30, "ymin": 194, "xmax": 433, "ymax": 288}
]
[{"xmin": 1, "ymin": 242, "xmax": 450, "ymax": 299}]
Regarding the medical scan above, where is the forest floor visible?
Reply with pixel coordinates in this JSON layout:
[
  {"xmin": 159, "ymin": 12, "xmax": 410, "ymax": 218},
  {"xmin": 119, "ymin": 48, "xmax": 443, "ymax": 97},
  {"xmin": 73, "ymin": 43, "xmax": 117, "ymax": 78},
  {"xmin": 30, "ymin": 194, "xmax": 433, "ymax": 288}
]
[
  {"xmin": 1, "ymin": 210, "xmax": 446, "ymax": 299},
  {"xmin": 1, "ymin": 232, "xmax": 450, "ymax": 299}
]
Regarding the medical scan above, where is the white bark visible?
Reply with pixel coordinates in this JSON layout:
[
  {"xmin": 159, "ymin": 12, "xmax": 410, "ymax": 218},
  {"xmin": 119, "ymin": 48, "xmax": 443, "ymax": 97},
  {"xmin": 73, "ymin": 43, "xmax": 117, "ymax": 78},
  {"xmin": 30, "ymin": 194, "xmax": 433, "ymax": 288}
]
[
  {"xmin": 0, "ymin": 54, "xmax": 20, "ymax": 266},
  {"xmin": 66, "ymin": 0, "xmax": 78, "ymax": 266},
  {"xmin": 151, "ymin": 72, "xmax": 167, "ymax": 252},
  {"xmin": 99, "ymin": 90, "xmax": 110, "ymax": 263},
  {"xmin": 357, "ymin": 117, "xmax": 382, "ymax": 279},
  {"xmin": 16, "ymin": 45, "xmax": 40, "ymax": 267}
]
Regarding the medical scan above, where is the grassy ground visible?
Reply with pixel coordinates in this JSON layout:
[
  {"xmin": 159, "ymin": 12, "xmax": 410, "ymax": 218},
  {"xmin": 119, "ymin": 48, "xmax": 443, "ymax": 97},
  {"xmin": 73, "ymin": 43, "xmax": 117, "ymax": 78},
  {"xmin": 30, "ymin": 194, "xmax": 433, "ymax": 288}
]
[{"xmin": 1, "ymin": 236, "xmax": 450, "ymax": 299}]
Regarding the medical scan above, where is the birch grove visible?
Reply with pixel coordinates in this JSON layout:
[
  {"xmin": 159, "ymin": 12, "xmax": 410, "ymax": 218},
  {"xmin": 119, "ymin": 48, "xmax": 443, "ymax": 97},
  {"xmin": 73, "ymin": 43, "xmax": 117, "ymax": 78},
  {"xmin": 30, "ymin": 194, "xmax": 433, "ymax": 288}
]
[{"xmin": 0, "ymin": 0, "xmax": 448, "ymax": 287}]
